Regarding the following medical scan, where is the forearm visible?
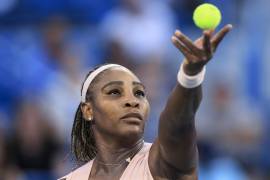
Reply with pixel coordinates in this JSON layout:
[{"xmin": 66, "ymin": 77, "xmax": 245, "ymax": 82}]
[
  {"xmin": 161, "ymin": 84, "xmax": 202, "ymax": 124},
  {"xmin": 158, "ymin": 82, "xmax": 202, "ymax": 171}
]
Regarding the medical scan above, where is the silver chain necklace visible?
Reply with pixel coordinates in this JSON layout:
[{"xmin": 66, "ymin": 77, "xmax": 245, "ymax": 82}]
[{"xmin": 94, "ymin": 140, "xmax": 144, "ymax": 166}]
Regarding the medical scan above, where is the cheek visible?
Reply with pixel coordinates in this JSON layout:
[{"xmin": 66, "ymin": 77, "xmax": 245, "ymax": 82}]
[
  {"xmin": 93, "ymin": 101, "xmax": 121, "ymax": 128},
  {"xmin": 93, "ymin": 113, "xmax": 119, "ymax": 136},
  {"xmin": 142, "ymin": 100, "xmax": 150, "ymax": 120}
]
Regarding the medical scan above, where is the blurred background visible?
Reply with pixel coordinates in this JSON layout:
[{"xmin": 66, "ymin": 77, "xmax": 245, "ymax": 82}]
[{"xmin": 0, "ymin": 0, "xmax": 269, "ymax": 179}]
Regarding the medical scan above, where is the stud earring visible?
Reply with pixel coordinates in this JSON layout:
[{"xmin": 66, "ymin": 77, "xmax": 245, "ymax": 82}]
[{"xmin": 88, "ymin": 116, "xmax": 93, "ymax": 121}]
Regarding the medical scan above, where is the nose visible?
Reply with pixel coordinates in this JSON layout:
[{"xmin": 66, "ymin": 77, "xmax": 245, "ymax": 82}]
[{"xmin": 124, "ymin": 99, "xmax": 140, "ymax": 108}]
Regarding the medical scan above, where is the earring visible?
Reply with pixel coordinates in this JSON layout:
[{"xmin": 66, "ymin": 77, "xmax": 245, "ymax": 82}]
[{"xmin": 88, "ymin": 116, "xmax": 93, "ymax": 121}]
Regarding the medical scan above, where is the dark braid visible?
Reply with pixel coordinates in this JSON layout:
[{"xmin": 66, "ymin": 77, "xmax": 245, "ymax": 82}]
[{"xmin": 71, "ymin": 64, "xmax": 107, "ymax": 163}]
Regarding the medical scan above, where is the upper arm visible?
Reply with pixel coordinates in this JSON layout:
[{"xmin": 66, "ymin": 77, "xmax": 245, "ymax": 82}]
[{"xmin": 148, "ymin": 141, "xmax": 198, "ymax": 179}]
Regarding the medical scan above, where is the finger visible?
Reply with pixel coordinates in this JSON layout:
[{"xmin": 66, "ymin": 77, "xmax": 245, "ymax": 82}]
[
  {"xmin": 203, "ymin": 30, "xmax": 212, "ymax": 58},
  {"xmin": 174, "ymin": 30, "xmax": 201, "ymax": 55},
  {"xmin": 211, "ymin": 24, "xmax": 233, "ymax": 51},
  {"xmin": 204, "ymin": 29, "xmax": 215, "ymax": 37},
  {"xmin": 194, "ymin": 29, "xmax": 213, "ymax": 50},
  {"xmin": 171, "ymin": 36, "xmax": 194, "ymax": 59}
]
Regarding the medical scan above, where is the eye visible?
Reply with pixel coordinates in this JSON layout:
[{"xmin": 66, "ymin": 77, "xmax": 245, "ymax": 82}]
[
  {"xmin": 107, "ymin": 89, "xmax": 121, "ymax": 96},
  {"xmin": 135, "ymin": 90, "xmax": 145, "ymax": 97}
]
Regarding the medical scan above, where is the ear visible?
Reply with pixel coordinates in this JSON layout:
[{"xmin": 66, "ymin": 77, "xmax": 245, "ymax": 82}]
[{"xmin": 81, "ymin": 102, "xmax": 93, "ymax": 121}]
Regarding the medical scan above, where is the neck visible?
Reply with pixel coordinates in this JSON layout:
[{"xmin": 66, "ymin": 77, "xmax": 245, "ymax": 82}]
[{"xmin": 94, "ymin": 136, "xmax": 144, "ymax": 165}]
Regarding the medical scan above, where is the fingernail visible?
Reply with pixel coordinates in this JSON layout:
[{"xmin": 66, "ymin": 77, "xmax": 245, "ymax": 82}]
[
  {"xmin": 175, "ymin": 30, "xmax": 181, "ymax": 36},
  {"xmin": 228, "ymin": 24, "xmax": 233, "ymax": 29},
  {"xmin": 203, "ymin": 30, "xmax": 211, "ymax": 36}
]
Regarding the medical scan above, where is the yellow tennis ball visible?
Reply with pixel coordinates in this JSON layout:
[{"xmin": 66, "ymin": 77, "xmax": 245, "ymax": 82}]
[{"xmin": 193, "ymin": 3, "xmax": 222, "ymax": 30}]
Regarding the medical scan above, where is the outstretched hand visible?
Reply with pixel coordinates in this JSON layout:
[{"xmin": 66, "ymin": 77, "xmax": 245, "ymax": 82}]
[{"xmin": 172, "ymin": 24, "xmax": 233, "ymax": 75}]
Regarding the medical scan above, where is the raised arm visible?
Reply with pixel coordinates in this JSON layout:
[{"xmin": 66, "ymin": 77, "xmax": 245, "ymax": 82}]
[{"xmin": 149, "ymin": 25, "xmax": 232, "ymax": 179}]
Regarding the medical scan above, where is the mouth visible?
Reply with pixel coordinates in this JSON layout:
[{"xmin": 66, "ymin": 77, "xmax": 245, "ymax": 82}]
[{"xmin": 120, "ymin": 113, "xmax": 143, "ymax": 124}]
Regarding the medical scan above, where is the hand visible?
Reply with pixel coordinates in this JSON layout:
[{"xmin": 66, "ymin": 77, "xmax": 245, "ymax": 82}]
[{"xmin": 172, "ymin": 24, "xmax": 233, "ymax": 75}]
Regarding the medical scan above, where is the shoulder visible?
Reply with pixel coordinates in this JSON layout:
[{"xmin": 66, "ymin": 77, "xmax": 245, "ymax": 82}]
[
  {"xmin": 57, "ymin": 160, "xmax": 94, "ymax": 180},
  {"xmin": 120, "ymin": 142, "xmax": 154, "ymax": 179},
  {"xmin": 140, "ymin": 142, "xmax": 152, "ymax": 154},
  {"xmin": 127, "ymin": 142, "xmax": 151, "ymax": 163},
  {"xmin": 133, "ymin": 142, "xmax": 152, "ymax": 161}
]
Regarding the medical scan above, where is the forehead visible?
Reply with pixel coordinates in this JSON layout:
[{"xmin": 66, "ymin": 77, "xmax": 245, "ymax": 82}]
[{"xmin": 93, "ymin": 67, "xmax": 141, "ymax": 87}]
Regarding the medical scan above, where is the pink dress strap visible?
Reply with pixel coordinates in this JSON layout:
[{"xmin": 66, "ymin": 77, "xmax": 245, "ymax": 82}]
[{"xmin": 120, "ymin": 142, "xmax": 153, "ymax": 180}]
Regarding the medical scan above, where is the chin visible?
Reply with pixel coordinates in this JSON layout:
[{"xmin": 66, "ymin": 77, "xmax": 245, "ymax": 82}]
[{"xmin": 120, "ymin": 124, "xmax": 144, "ymax": 139}]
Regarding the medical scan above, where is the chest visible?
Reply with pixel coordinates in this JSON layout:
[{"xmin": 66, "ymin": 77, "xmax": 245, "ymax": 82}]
[{"xmin": 88, "ymin": 162, "xmax": 129, "ymax": 180}]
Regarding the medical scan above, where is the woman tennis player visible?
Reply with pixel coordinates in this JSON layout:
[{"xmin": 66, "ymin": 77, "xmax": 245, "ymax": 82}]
[{"xmin": 59, "ymin": 24, "xmax": 232, "ymax": 180}]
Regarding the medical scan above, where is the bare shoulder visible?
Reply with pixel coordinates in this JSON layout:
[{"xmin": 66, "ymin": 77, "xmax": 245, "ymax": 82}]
[
  {"xmin": 57, "ymin": 161, "xmax": 93, "ymax": 180},
  {"xmin": 148, "ymin": 142, "xmax": 198, "ymax": 180}
]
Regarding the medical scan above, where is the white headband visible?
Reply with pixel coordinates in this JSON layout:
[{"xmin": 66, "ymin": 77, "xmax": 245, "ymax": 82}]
[{"xmin": 81, "ymin": 64, "xmax": 132, "ymax": 102}]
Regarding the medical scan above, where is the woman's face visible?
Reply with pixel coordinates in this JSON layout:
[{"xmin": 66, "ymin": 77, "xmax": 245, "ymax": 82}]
[{"xmin": 89, "ymin": 67, "xmax": 150, "ymax": 141}]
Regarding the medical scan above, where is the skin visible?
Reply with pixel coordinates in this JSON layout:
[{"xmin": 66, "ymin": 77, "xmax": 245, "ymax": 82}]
[{"xmin": 82, "ymin": 24, "xmax": 233, "ymax": 180}]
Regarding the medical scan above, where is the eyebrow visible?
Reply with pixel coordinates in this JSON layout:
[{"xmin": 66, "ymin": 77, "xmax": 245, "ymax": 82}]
[
  {"xmin": 101, "ymin": 81, "xmax": 145, "ymax": 90},
  {"xmin": 133, "ymin": 81, "xmax": 145, "ymax": 89},
  {"xmin": 102, "ymin": 81, "xmax": 123, "ymax": 90}
]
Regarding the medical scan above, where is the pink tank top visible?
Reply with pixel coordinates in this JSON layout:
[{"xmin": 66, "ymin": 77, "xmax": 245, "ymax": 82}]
[{"xmin": 59, "ymin": 143, "xmax": 154, "ymax": 180}]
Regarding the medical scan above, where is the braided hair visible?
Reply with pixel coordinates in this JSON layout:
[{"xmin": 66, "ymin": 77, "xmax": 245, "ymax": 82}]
[{"xmin": 71, "ymin": 65, "xmax": 105, "ymax": 163}]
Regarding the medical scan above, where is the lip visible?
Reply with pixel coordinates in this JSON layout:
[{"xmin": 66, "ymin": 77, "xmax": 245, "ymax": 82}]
[{"xmin": 120, "ymin": 113, "xmax": 143, "ymax": 121}]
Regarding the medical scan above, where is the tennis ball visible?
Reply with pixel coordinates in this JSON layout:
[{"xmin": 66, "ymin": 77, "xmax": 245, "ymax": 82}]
[{"xmin": 193, "ymin": 3, "xmax": 222, "ymax": 30}]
